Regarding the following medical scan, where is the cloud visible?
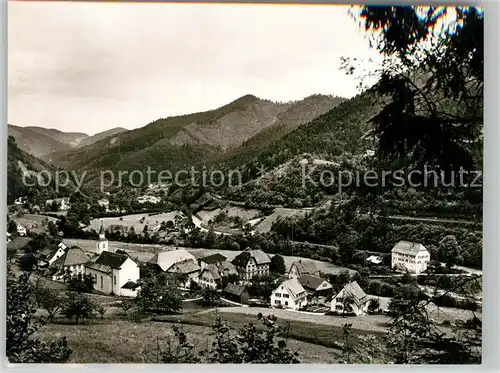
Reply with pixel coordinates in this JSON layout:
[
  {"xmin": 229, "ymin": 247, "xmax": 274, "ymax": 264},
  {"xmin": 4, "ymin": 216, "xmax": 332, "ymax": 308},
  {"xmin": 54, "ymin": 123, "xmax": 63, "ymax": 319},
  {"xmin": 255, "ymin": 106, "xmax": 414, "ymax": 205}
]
[{"xmin": 8, "ymin": 2, "xmax": 382, "ymax": 135}]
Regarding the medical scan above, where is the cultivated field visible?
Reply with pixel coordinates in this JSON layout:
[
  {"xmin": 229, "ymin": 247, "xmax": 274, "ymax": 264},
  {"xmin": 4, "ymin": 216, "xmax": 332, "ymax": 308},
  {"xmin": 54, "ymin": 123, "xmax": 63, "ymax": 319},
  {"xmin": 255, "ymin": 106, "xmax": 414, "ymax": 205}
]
[{"xmin": 85, "ymin": 211, "xmax": 183, "ymax": 233}]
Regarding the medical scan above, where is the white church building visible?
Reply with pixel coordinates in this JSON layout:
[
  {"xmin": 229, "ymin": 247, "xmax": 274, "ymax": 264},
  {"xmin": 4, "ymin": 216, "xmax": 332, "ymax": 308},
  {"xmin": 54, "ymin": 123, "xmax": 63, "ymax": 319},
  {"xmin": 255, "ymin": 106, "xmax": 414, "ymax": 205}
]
[{"xmin": 85, "ymin": 225, "xmax": 140, "ymax": 297}]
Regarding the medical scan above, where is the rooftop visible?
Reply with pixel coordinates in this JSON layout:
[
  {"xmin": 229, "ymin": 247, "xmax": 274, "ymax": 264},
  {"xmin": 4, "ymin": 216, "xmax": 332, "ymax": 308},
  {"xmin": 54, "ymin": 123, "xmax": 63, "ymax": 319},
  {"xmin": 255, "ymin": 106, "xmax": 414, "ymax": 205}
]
[
  {"xmin": 275, "ymin": 278, "xmax": 306, "ymax": 299},
  {"xmin": 391, "ymin": 241, "xmax": 429, "ymax": 256},
  {"xmin": 52, "ymin": 247, "xmax": 89, "ymax": 267},
  {"xmin": 147, "ymin": 249, "xmax": 196, "ymax": 272},
  {"xmin": 232, "ymin": 249, "xmax": 271, "ymax": 267},
  {"xmin": 297, "ymin": 274, "xmax": 328, "ymax": 291},
  {"xmin": 200, "ymin": 253, "xmax": 227, "ymax": 265}
]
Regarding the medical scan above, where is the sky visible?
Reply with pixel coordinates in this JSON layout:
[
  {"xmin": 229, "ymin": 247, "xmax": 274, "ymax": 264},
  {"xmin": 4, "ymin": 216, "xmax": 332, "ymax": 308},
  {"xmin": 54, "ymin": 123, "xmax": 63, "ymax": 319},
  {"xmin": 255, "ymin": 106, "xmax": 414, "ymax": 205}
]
[{"xmin": 8, "ymin": 2, "xmax": 382, "ymax": 135}]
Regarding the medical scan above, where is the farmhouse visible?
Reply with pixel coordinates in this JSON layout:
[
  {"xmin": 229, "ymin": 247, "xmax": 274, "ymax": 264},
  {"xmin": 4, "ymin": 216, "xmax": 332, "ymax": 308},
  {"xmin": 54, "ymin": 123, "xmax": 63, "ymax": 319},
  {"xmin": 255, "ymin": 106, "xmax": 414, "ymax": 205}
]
[
  {"xmin": 271, "ymin": 278, "xmax": 308, "ymax": 310},
  {"xmin": 85, "ymin": 251, "xmax": 140, "ymax": 297},
  {"xmin": 222, "ymin": 283, "xmax": 249, "ymax": 305},
  {"xmin": 297, "ymin": 274, "xmax": 332, "ymax": 296},
  {"xmin": 146, "ymin": 249, "xmax": 196, "ymax": 272},
  {"xmin": 391, "ymin": 241, "xmax": 431, "ymax": 274},
  {"xmin": 330, "ymin": 281, "xmax": 369, "ymax": 316},
  {"xmin": 51, "ymin": 247, "xmax": 89, "ymax": 281},
  {"xmin": 288, "ymin": 260, "xmax": 319, "ymax": 278},
  {"xmin": 169, "ymin": 258, "xmax": 201, "ymax": 287},
  {"xmin": 231, "ymin": 249, "xmax": 271, "ymax": 280}
]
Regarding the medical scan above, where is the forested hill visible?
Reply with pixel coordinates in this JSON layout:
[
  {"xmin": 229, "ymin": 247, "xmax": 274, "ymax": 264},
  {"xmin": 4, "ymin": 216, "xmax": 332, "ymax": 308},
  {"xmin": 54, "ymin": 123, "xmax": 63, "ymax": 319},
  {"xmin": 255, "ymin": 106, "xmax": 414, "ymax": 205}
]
[
  {"xmin": 40, "ymin": 94, "xmax": 344, "ymax": 180},
  {"xmin": 7, "ymin": 136, "xmax": 74, "ymax": 204},
  {"xmin": 215, "ymin": 92, "xmax": 380, "ymax": 176}
]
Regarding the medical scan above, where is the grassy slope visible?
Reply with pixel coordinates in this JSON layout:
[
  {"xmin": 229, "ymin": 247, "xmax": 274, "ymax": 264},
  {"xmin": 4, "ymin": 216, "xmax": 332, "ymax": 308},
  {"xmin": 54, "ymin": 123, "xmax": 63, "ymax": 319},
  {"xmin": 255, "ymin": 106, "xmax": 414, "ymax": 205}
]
[
  {"xmin": 35, "ymin": 306, "xmax": 387, "ymax": 364},
  {"xmin": 8, "ymin": 125, "xmax": 75, "ymax": 158}
]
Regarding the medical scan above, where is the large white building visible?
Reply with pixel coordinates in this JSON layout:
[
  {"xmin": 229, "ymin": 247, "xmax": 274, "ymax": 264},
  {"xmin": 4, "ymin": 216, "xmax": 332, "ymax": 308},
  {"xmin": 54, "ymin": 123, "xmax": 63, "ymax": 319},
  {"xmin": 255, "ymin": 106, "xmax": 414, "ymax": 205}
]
[
  {"xmin": 231, "ymin": 249, "xmax": 271, "ymax": 281},
  {"xmin": 85, "ymin": 228, "xmax": 140, "ymax": 297},
  {"xmin": 85, "ymin": 251, "xmax": 140, "ymax": 297},
  {"xmin": 391, "ymin": 241, "xmax": 431, "ymax": 274},
  {"xmin": 271, "ymin": 278, "xmax": 308, "ymax": 310}
]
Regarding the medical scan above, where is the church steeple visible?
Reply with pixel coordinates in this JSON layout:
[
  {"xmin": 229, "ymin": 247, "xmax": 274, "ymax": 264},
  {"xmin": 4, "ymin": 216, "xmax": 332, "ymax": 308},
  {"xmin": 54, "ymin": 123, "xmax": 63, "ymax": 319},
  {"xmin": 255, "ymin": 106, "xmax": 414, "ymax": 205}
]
[
  {"xmin": 99, "ymin": 223, "xmax": 105, "ymax": 238},
  {"xmin": 96, "ymin": 222, "xmax": 108, "ymax": 254}
]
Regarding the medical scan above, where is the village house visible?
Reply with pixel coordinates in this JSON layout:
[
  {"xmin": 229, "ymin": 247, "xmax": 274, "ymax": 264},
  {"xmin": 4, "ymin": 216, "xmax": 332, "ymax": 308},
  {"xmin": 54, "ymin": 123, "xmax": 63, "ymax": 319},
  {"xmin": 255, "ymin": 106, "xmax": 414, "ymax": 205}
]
[
  {"xmin": 218, "ymin": 261, "xmax": 238, "ymax": 277},
  {"xmin": 391, "ymin": 241, "xmax": 431, "ymax": 274},
  {"xmin": 51, "ymin": 247, "xmax": 89, "ymax": 281},
  {"xmin": 271, "ymin": 278, "xmax": 308, "ymax": 310},
  {"xmin": 45, "ymin": 197, "xmax": 71, "ymax": 211},
  {"xmin": 330, "ymin": 281, "xmax": 369, "ymax": 316},
  {"xmin": 199, "ymin": 264, "xmax": 221, "ymax": 289},
  {"xmin": 231, "ymin": 249, "xmax": 271, "ymax": 280},
  {"xmin": 198, "ymin": 253, "xmax": 227, "ymax": 270},
  {"xmin": 169, "ymin": 258, "xmax": 201, "ymax": 287},
  {"xmin": 137, "ymin": 195, "xmax": 161, "ymax": 204},
  {"xmin": 222, "ymin": 283, "xmax": 249, "ymax": 305},
  {"xmin": 85, "ymin": 251, "xmax": 141, "ymax": 297},
  {"xmin": 146, "ymin": 249, "xmax": 200, "ymax": 287},
  {"xmin": 297, "ymin": 274, "xmax": 332, "ymax": 297},
  {"xmin": 16, "ymin": 223, "xmax": 27, "ymax": 236},
  {"xmin": 38, "ymin": 241, "xmax": 68, "ymax": 267},
  {"xmin": 366, "ymin": 255, "xmax": 383, "ymax": 265},
  {"xmin": 288, "ymin": 260, "xmax": 320, "ymax": 278},
  {"xmin": 97, "ymin": 198, "xmax": 110, "ymax": 212},
  {"xmin": 14, "ymin": 196, "xmax": 27, "ymax": 206}
]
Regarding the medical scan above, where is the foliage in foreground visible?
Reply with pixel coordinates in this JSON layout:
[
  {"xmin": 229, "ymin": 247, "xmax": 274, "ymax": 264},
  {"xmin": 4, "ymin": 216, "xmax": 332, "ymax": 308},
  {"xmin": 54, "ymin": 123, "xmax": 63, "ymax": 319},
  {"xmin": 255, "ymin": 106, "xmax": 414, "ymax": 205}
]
[
  {"xmin": 6, "ymin": 266, "xmax": 72, "ymax": 363},
  {"xmin": 386, "ymin": 283, "xmax": 482, "ymax": 364},
  {"xmin": 144, "ymin": 313, "xmax": 300, "ymax": 364}
]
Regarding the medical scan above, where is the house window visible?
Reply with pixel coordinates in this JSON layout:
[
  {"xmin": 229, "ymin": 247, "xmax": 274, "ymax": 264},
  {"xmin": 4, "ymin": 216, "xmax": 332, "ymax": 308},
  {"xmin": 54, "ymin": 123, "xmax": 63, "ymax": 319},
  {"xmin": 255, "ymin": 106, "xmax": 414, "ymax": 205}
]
[
  {"xmin": 114, "ymin": 276, "xmax": 116, "ymax": 285},
  {"xmin": 275, "ymin": 300, "xmax": 281, "ymax": 305},
  {"xmin": 285, "ymin": 301, "xmax": 288, "ymax": 306},
  {"xmin": 275, "ymin": 293, "xmax": 281, "ymax": 297},
  {"xmin": 100, "ymin": 276, "xmax": 103, "ymax": 288},
  {"xmin": 283, "ymin": 294, "xmax": 289, "ymax": 298}
]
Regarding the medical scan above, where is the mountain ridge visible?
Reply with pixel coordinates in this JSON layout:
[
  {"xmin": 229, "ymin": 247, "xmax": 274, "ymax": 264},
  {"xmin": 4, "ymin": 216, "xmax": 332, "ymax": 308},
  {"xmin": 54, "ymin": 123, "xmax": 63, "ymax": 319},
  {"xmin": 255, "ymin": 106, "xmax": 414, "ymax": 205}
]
[{"xmin": 40, "ymin": 93, "xmax": 345, "ymax": 177}]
